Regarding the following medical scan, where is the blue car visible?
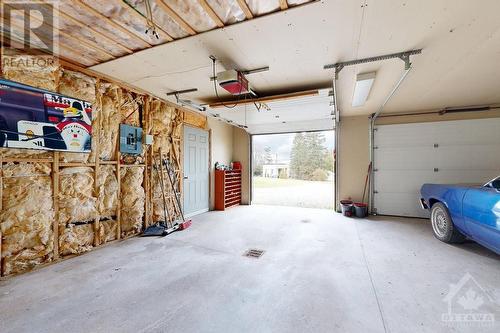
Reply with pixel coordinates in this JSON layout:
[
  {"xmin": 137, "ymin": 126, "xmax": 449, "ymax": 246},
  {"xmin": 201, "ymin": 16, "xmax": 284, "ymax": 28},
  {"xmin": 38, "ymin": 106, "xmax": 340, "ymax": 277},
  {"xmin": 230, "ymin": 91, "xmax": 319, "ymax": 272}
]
[{"xmin": 420, "ymin": 176, "xmax": 500, "ymax": 254}]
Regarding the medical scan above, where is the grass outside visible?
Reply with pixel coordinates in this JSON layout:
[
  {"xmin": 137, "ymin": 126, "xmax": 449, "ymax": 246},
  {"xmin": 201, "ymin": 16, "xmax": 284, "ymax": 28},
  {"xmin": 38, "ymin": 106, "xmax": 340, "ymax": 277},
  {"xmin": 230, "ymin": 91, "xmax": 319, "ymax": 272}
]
[
  {"xmin": 253, "ymin": 177, "xmax": 316, "ymax": 188},
  {"xmin": 253, "ymin": 176, "xmax": 334, "ymax": 209}
]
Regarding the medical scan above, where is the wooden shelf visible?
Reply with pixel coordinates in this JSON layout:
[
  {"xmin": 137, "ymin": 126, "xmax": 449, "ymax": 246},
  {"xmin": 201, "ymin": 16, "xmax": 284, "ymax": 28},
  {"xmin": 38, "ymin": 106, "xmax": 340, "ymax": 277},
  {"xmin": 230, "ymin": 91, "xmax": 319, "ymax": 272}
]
[{"xmin": 215, "ymin": 169, "xmax": 242, "ymax": 211}]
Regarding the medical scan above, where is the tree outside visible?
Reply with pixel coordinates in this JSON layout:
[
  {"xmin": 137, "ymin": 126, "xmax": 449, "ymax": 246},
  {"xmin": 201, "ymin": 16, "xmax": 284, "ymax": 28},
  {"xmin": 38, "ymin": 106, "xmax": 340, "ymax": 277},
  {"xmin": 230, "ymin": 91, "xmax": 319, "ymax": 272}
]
[
  {"xmin": 252, "ymin": 131, "xmax": 334, "ymax": 209},
  {"xmin": 290, "ymin": 132, "xmax": 332, "ymax": 181}
]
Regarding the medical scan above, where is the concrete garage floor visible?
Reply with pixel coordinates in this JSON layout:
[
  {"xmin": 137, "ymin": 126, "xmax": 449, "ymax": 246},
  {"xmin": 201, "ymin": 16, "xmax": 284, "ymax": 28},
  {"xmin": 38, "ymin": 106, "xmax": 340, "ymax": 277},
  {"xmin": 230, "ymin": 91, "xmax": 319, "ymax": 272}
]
[{"xmin": 0, "ymin": 206, "xmax": 499, "ymax": 333}]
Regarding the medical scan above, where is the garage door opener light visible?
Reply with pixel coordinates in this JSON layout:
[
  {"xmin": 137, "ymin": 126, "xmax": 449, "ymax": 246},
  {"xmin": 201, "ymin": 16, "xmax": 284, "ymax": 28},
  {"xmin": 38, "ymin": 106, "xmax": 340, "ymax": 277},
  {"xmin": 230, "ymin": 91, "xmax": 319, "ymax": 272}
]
[{"xmin": 352, "ymin": 72, "xmax": 376, "ymax": 107}]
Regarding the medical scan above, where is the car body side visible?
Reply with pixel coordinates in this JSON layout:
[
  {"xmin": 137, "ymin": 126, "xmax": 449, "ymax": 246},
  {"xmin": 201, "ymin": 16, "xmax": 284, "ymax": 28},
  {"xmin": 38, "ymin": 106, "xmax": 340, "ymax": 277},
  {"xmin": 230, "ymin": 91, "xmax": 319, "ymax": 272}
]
[{"xmin": 420, "ymin": 183, "xmax": 500, "ymax": 254}]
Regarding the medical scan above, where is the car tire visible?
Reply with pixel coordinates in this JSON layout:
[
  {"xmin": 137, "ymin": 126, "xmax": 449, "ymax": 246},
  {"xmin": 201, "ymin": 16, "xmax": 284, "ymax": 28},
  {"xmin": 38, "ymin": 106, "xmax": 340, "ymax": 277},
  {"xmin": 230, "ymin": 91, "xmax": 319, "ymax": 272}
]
[{"xmin": 430, "ymin": 202, "xmax": 466, "ymax": 243}]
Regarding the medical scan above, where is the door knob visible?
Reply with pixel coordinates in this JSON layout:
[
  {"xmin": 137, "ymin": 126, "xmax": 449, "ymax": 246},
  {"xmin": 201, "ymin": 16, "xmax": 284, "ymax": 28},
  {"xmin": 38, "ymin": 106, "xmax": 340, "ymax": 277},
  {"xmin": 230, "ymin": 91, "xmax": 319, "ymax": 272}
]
[{"xmin": 183, "ymin": 176, "xmax": 188, "ymax": 179}]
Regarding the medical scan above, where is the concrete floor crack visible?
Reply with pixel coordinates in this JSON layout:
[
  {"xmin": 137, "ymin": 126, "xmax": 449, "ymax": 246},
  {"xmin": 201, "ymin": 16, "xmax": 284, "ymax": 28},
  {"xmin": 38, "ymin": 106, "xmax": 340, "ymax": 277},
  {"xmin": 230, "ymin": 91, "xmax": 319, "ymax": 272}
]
[{"xmin": 354, "ymin": 221, "xmax": 389, "ymax": 333}]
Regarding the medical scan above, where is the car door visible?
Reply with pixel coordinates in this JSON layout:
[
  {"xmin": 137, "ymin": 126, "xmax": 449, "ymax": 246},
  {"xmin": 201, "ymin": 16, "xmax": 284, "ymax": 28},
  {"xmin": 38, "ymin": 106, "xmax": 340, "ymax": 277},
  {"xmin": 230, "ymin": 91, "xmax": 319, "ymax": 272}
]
[{"xmin": 463, "ymin": 177, "xmax": 500, "ymax": 253}]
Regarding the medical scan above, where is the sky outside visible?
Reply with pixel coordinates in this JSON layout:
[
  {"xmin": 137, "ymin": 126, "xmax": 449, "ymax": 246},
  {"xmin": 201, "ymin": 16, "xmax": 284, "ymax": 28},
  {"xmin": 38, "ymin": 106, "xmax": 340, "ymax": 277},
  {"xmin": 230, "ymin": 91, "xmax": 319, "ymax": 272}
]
[{"xmin": 253, "ymin": 130, "xmax": 334, "ymax": 163}]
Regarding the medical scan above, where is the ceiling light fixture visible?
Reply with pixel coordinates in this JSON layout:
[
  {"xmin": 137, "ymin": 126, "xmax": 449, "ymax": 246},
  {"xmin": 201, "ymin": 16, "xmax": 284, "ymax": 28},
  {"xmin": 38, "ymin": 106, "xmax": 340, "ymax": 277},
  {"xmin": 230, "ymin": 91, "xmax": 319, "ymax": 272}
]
[{"xmin": 352, "ymin": 72, "xmax": 376, "ymax": 107}]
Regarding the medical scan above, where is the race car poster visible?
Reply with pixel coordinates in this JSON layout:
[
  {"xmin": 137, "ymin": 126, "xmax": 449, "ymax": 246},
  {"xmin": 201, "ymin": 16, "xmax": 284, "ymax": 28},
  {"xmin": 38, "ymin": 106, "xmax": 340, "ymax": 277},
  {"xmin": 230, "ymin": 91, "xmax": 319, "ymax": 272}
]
[{"xmin": 0, "ymin": 79, "xmax": 92, "ymax": 152}]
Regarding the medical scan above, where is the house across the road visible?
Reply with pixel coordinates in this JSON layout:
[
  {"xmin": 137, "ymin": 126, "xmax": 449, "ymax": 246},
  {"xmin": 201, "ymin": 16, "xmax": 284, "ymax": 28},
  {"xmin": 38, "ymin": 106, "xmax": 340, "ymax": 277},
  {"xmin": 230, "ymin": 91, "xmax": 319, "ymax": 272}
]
[{"xmin": 263, "ymin": 163, "xmax": 290, "ymax": 178}]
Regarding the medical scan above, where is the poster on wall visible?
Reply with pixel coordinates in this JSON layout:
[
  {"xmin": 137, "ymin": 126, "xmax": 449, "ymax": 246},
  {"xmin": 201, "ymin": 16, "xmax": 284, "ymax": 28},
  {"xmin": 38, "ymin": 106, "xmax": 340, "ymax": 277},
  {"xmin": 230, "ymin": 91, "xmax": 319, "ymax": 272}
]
[{"xmin": 0, "ymin": 79, "xmax": 92, "ymax": 152}]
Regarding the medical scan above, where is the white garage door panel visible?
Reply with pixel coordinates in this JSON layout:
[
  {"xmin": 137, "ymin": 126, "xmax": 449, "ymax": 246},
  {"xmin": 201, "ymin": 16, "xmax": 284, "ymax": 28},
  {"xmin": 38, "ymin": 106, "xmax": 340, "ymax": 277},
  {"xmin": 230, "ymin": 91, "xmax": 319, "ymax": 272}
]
[
  {"xmin": 435, "ymin": 145, "xmax": 500, "ymax": 169},
  {"xmin": 374, "ymin": 193, "xmax": 428, "ymax": 218},
  {"xmin": 374, "ymin": 118, "xmax": 500, "ymax": 217},
  {"xmin": 375, "ymin": 120, "xmax": 500, "ymax": 147},
  {"xmin": 375, "ymin": 170, "xmax": 436, "ymax": 193},
  {"xmin": 375, "ymin": 147, "xmax": 435, "ymax": 170}
]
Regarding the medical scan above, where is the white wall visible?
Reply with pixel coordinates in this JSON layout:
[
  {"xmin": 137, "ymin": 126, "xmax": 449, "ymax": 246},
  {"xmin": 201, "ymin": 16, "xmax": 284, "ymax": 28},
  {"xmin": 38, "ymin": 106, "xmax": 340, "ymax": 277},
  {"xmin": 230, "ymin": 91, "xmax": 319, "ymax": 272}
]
[
  {"xmin": 208, "ymin": 118, "xmax": 234, "ymax": 210},
  {"xmin": 232, "ymin": 127, "xmax": 251, "ymax": 205}
]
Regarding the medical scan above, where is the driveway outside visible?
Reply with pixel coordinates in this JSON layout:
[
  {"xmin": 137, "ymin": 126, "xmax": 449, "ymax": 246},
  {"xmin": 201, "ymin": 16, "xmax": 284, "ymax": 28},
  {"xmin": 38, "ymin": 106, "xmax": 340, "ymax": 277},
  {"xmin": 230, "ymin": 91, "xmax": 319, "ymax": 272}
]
[{"xmin": 252, "ymin": 176, "xmax": 334, "ymax": 209}]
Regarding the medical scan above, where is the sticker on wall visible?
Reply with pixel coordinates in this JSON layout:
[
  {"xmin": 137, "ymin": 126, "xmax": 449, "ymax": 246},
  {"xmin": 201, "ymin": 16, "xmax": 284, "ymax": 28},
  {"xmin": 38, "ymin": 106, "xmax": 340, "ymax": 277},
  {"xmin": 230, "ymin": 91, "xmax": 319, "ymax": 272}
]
[{"xmin": 0, "ymin": 79, "xmax": 92, "ymax": 152}]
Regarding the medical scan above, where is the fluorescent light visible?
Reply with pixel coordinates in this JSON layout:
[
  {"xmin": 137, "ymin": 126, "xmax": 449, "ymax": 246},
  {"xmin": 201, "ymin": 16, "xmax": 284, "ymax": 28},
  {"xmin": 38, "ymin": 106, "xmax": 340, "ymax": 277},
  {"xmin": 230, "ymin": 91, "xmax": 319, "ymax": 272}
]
[{"xmin": 352, "ymin": 72, "xmax": 376, "ymax": 107}]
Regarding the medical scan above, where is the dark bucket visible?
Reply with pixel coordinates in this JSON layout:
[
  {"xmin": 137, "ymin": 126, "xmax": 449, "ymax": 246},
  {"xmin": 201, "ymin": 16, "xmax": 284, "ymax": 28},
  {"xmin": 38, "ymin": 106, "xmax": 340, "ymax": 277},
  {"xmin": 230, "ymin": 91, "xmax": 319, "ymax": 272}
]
[
  {"xmin": 340, "ymin": 200, "xmax": 354, "ymax": 217},
  {"xmin": 353, "ymin": 203, "xmax": 368, "ymax": 218}
]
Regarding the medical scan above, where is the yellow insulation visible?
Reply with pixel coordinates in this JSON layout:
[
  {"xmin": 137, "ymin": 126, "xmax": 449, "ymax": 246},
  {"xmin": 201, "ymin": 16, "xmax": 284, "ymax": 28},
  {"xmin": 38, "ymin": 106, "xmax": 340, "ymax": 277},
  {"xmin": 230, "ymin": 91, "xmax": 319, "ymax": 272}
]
[
  {"xmin": 96, "ymin": 166, "xmax": 118, "ymax": 218},
  {"xmin": 1, "ymin": 163, "xmax": 54, "ymax": 276},
  {"xmin": 59, "ymin": 224, "xmax": 94, "ymax": 256},
  {"xmin": 58, "ymin": 167, "xmax": 98, "ymax": 225},
  {"xmin": 151, "ymin": 101, "xmax": 181, "ymax": 153},
  {"xmin": 96, "ymin": 84, "xmax": 121, "ymax": 160},
  {"xmin": 151, "ymin": 168, "xmax": 180, "ymax": 223},
  {"xmin": 120, "ymin": 167, "xmax": 145, "ymax": 236},
  {"xmin": 2, "ymin": 54, "xmax": 60, "ymax": 90},
  {"xmin": 99, "ymin": 219, "xmax": 117, "ymax": 244},
  {"xmin": 121, "ymin": 91, "xmax": 141, "ymax": 127},
  {"xmin": 184, "ymin": 110, "xmax": 208, "ymax": 130}
]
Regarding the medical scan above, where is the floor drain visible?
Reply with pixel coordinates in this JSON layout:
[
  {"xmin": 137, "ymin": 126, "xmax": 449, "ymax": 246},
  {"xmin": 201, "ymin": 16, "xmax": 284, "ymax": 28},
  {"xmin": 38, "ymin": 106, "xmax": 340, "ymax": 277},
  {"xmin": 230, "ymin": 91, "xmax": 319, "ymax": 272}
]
[{"xmin": 244, "ymin": 249, "xmax": 265, "ymax": 258}]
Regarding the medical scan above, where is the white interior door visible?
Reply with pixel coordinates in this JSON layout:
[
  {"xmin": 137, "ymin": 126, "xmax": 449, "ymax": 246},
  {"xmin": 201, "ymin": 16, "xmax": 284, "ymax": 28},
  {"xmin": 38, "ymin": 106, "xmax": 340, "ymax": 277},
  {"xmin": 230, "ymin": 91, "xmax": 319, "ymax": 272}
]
[
  {"xmin": 373, "ymin": 118, "xmax": 500, "ymax": 217},
  {"xmin": 183, "ymin": 126, "xmax": 209, "ymax": 216}
]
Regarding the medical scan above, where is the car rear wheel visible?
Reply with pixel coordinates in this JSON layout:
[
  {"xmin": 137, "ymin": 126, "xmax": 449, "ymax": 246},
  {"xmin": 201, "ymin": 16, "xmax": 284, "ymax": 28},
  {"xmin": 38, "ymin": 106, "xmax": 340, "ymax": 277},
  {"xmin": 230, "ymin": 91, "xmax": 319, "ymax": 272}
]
[{"xmin": 430, "ymin": 202, "xmax": 466, "ymax": 243}]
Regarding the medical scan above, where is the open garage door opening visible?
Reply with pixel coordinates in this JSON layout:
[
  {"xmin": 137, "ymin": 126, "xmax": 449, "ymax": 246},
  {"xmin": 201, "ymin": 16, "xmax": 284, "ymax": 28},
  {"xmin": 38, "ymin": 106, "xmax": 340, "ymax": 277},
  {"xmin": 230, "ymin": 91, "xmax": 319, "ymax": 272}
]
[{"xmin": 251, "ymin": 130, "xmax": 335, "ymax": 209}]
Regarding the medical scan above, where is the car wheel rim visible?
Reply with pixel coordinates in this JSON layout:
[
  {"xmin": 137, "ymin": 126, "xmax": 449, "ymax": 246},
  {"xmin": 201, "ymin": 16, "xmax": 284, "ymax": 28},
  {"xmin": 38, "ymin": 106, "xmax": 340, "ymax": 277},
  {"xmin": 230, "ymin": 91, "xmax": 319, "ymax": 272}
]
[{"xmin": 431, "ymin": 207, "xmax": 448, "ymax": 238}]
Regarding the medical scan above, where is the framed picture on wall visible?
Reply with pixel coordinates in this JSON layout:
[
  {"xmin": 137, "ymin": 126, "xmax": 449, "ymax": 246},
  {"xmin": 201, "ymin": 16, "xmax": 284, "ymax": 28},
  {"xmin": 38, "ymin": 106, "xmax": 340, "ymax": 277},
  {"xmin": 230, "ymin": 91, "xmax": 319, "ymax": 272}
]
[{"xmin": 0, "ymin": 79, "xmax": 92, "ymax": 152}]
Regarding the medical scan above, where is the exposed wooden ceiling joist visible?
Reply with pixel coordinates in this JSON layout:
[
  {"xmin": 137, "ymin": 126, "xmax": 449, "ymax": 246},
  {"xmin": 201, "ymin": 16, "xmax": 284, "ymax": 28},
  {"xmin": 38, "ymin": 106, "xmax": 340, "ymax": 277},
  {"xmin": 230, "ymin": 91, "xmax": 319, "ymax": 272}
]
[
  {"xmin": 236, "ymin": 0, "xmax": 254, "ymax": 19},
  {"xmin": 4, "ymin": 3, "xmax": 114, "ymax": 61},
  {"xmin": 157, "ymin": 0, "xmax": 197, "ymax": 35},
  {"xmin": 197, "ymin": 0, "xmax": 225, "ymax": 28},
  {"xmin": 58, "ymin": 10, "xmax": 133, "ymax": 55},
  {"xmin": 3, "ymin": 0, "xmax": 317, "ymax": 67},
  {"xmin": 117, "ymin": 0, "xmax": 174, "ymax": 42},
  {"xmin": 0, "ymin": 30, "xmax": 92, "ymax": 68},
  {"xmin": 76, "ymin": 0, "xmax": 152, "ymax": 49}
]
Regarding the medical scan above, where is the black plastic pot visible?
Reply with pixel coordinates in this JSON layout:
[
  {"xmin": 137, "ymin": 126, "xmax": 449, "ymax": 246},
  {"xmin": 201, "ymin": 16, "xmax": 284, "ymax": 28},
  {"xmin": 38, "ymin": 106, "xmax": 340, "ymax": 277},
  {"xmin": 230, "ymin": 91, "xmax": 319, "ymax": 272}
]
[{"xmin": 354, "ymin": 203, "xmax": 368, "ymax": 218}]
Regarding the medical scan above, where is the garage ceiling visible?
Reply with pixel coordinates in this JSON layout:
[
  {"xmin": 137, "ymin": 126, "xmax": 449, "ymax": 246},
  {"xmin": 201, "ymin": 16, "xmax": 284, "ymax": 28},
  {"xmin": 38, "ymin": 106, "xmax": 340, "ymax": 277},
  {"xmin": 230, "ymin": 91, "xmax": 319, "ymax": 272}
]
[{"xmin": 90, "ymin": 0, "xmax": 500, "ymax": 132}]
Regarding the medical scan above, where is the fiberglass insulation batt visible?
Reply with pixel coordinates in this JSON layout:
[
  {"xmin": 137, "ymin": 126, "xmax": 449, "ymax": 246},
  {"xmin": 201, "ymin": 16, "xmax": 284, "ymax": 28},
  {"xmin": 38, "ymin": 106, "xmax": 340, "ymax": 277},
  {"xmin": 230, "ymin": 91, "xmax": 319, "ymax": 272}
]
[
  {"xmin": 120, "ymin": 167, "xmax": 145, "ymax": 237},
  {"xmin": 58, "ymin": 167, "xmax": 97, "ymax": 255},
  {"xmin": 96, "ymin": 165, "xmax": 118, "ymax": 218},
  {"xmin": 97, "ymin": 84, "xmax": 121, "ymax": 160},
  {"xmin": 99, "ymin": 219, "xmax": 117, "ymax": 244},
  {"xmin": 1, "ymin": 163, "xmax": 54, "ymax": 275}
]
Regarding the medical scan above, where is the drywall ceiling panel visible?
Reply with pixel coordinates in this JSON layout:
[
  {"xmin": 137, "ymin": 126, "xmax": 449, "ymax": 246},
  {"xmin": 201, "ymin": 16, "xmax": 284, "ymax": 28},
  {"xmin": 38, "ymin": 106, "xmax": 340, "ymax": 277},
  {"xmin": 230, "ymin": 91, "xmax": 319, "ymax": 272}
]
[
  {"xmin": 206, "ymin": 0, "xmax": 246, "ymax": 24},
  {"xmin": 92, "ymin": 0, "xmax": 500, "ymax": 128},
  {"xmin": 92, "ymin": 0, "xmax": 355, "ymax": 101}
]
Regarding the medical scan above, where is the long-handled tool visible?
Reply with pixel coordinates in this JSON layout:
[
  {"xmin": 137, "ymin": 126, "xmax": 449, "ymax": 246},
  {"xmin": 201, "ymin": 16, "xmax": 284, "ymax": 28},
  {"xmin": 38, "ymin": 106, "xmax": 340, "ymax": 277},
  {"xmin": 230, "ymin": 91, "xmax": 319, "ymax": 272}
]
[
  {"xmin": 361, "ymin": 162, "xmax": 372, "ymax": 204},
  {"xmin": 161, "ymin": 156, "xmax": 192, "ymax": 230},
  {"xmin": 142, "ymin": 152, "xmax": 179, "ymax": 236}
]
